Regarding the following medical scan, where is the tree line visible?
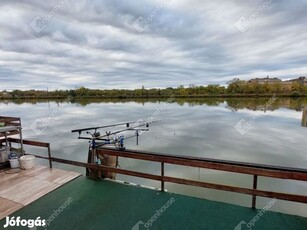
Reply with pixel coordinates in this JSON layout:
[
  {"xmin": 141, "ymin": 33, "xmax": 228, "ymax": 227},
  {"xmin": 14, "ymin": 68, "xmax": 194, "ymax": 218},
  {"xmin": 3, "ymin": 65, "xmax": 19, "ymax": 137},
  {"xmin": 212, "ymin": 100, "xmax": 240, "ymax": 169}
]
[{"xmin": 1, "ymin": 79, "xmax": 307, "ymax": 99}]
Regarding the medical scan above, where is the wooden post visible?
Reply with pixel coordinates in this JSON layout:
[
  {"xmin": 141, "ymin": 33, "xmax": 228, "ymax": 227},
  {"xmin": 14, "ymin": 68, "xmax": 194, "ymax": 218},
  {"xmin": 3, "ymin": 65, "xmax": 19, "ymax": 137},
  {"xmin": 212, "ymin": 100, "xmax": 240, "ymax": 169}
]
[
  {"xmin": 252, "ymin": 175, "xmax": 258, "ymax": 209},
  {"xmin": 86, "ymin": 147, "xmax": 91, "ymax": 176},
  {"xmin": 19, "ymin": 127, "xmax": 24, "ymax": 155},
  {"xmin": 161, "ymin": 162, "xmax": 165, "ymax": 192},
  {"xmin": 47, "ymin": 144, "xmax": 52, "ymax": 168},
  {"xmin": 4, "ymin": 132, "xmax": 8, "ymax": 148}
]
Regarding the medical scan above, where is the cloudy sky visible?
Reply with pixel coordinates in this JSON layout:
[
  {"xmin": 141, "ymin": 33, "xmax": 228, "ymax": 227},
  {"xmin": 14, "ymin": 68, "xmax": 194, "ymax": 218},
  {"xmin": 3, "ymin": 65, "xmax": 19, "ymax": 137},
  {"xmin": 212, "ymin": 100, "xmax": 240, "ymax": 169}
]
[{"xmin": 0, "ymin": 0, "xmax": 306, "ymax": 90}]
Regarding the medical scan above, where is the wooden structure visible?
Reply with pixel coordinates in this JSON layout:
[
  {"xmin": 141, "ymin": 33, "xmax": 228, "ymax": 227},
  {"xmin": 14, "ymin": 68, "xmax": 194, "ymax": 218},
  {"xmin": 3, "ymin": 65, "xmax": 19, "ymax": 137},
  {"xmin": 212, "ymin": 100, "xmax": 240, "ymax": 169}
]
[
  {"xmin": 31, "ymin": 147, "xmax": 307, "ymax": 210},
  {"xmin": 0, "ymin": 166, "xmax": 80, "ymax": 220},
  {"xmin": 0, "ymin": 116, "xmax": 23, "ymax": 138},
  {"xmin": 0, "ymin": 117, "xmax": 80, "ymax": 220},
  {"xmin": 85, "ymin": 146, "xmax": 118, "ymax": 179},
  {"xmin": 0, "ymin": 116, "xmax": 24, "ymax": 168}
]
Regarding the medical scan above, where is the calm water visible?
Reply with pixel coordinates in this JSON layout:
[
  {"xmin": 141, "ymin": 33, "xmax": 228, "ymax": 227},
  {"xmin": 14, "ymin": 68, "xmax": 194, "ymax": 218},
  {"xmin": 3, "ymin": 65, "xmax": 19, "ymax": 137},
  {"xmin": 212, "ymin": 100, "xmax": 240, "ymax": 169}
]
[{"xmin": 1, "ymin": 97, "xmax": 307, "ymax": 217}]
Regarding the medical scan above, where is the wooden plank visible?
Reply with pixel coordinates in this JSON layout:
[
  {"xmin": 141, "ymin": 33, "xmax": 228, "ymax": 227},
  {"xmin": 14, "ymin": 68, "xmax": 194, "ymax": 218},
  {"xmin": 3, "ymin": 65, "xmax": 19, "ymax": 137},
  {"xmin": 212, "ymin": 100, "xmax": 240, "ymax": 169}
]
[
  {"xmin": 20, "ymin": 183, "xmax": 61, "ymax": 206},
  {"xmin": 19, "ymin": 165, "xmax": 52, "ymax": 177},
  {"xmin": 0, "ymin": 120, "xmax": 21, "ymax": 127},
  {"xmin": 9, "ymin": 138, "xmax": 50, "ymax": 148},
  {"xmin": 0, "ymin": 131, "xmax": 20, "ymax": 138},
  {"xmin": 25, "ymin": 167, "xmax": 80, "ymax": 184},
  {"xmin": 252, "ymin": 175, "xmax": 258, "ymax": 209},
  {"xmin": 0, "ymin": 165, "xmax": 81, "ymax": 214},
  {"xmin": 0, "ymin": 123, "xmax": 20, "ymax": 126},
  {"xmin": 51, "ymin": 171, "xmax": 80, "ymax": 184},
  {"xmin": 0, "ymin": 126, "xmax": 21, "ymax": 132},
  {"xmin": 98, "ymin": 148, "xmax": 307, "ymax": 173},
  {"xmin": 96, "ymin": 149, "xmax": 307, "ymax": 181},
  {"xmin": 0, "ymin": 175, "xmax": 33, "ymax": 192},
  {"xmin": 51, "ymin": 157, "xmax": 162, "ymax": 181},
  {"xmin": 0, "ymin": 171, "xmax": 20, "ymax": 184},
  {"xmin": 0, "ymin": 178, "xmax": 61, "ymax": 206},
  {"xmin": 0, "ymin": 116, "xmax": 21, "ymax": 139},
  {"xmin": 0, "ymin": 176, "xmax": 35, "ymax": 197},
  {"xmin": 0, "ymin": 197, "xmax": 24, "ymax": 220},
  {"xmin": 163, "ymin": 176, "xmax": 307, "ymax": 203},
  {"xmin": 49, "ymin": 157, "xmax": 307, "ymax": 204},
  {"xmin": 0, "ymin": 116, "xmax": 21, "ymax": 122}
]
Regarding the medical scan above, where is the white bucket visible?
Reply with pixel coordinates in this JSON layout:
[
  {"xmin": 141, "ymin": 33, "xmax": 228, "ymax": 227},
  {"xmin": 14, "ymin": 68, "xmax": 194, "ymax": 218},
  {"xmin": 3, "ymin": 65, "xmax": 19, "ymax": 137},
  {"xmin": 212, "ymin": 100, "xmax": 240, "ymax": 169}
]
[
  {"xmin": 19, "ymin": 155, "xmax": 35, "ymax": 170},
  {"xmin": 9, "ymin": 158, "xmax": 20, "ymax": 168}
]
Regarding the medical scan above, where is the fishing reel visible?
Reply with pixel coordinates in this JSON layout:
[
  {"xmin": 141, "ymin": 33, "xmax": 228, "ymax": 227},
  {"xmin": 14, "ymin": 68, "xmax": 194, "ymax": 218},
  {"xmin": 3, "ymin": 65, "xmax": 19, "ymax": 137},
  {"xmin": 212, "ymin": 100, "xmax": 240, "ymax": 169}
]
[
  {"xmin": 86, "ymin": 131, "xmax": 101, "ymax": 138},
  {"xmin": 114, "ymin": 135, "xmax": 125, "ymax": 150}
]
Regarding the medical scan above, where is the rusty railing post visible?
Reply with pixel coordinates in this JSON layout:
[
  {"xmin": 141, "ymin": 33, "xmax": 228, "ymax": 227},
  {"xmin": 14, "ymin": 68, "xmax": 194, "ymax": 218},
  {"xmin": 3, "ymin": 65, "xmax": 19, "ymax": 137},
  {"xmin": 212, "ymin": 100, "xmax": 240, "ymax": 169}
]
[
  {"xmin": 161, "ymin": 162, "xmax": 165, "ymax": 192},
  {"xmin": 252, "ymin": 175, "xmax": 258, "ymax": 209},
  {"xmin": 47, "ymin": 144, "xmax": 52, "ymax": 168}
]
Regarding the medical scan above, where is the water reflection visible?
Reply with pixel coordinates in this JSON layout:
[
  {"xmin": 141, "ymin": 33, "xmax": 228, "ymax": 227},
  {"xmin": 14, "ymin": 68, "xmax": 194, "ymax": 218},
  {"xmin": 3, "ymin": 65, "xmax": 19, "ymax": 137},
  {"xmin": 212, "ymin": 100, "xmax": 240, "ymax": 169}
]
[
  {"xmin": 2, "ymin": 97, "xmax": 307, "ymax": 127},
  {"xmin": 2, "ymin": 97, "xmax": 306, "ymax": 108}
]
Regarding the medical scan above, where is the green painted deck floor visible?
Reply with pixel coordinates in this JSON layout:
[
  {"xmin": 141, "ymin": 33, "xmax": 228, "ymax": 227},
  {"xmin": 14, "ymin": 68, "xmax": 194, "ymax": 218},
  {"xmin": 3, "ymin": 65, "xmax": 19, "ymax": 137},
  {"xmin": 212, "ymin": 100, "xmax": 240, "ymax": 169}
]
[{"xmin": 1, "ymin": 176, "xmax": 307, "ymax": 230}]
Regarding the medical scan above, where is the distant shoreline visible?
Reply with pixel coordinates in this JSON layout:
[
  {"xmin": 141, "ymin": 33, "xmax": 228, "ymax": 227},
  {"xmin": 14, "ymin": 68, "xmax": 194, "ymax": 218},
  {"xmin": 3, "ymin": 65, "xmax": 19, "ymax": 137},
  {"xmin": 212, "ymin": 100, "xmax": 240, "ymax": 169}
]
[
  {"xmin": 2, "ymin": 78, "xmax": 306, "ymax": 99},
  {"xmin": 0, "ymin": 94, "xmax": 306, "ymax": 100}
]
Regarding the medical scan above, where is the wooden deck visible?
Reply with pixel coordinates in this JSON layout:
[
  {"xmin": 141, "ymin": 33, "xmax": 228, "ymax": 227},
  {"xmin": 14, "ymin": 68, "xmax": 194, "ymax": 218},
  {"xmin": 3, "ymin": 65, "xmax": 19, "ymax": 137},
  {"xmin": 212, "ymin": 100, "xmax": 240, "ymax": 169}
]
[{"xmin": 0, "ymin": 165, "xmax": 80, "ymax": 220}]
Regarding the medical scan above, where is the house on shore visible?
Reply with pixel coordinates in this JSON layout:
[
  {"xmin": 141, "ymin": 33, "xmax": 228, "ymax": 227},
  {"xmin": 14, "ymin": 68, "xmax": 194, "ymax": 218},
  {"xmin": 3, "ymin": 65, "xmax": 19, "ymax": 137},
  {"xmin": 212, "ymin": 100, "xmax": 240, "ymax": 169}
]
[
  {"xmin": 246, "ymin": 76, "xmax": 307, "ymax": 91},
  {"xmin": 247, "ymin": 76, "xmax": 292, "ymax": 91},
  {"xmin": 289, "ymin": 76, "xmax": 307, "ymax": 86},
  {"xmin": 247, "ymin": 76, "xmax": 281, "ymax": 84}
]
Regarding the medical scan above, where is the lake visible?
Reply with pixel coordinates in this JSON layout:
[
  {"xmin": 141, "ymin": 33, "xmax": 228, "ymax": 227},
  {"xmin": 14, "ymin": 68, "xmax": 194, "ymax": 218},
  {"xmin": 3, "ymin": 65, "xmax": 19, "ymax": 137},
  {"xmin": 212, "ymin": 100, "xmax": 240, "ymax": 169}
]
[{"xmin": 1, "ymin": 97, "xmax": 306, "ymax": 217}]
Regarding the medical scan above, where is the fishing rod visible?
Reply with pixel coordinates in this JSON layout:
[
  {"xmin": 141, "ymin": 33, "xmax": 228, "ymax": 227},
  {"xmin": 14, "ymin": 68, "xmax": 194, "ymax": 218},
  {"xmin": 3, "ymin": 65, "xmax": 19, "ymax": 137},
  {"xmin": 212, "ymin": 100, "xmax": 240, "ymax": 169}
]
[
  {"xmin": 72, "ymin": 119, "xmax": 159, "ymax": 150},
  {"xmin": 71, "ymin": 121, "xmax": 140, "ymax": 134},
  {"xmin": 73, "ymin": 122, "xmax": 149, "ymax": 141},
  {"xmin": 95, "ymin": 121, "xmax": 158, "ymax": 140}
]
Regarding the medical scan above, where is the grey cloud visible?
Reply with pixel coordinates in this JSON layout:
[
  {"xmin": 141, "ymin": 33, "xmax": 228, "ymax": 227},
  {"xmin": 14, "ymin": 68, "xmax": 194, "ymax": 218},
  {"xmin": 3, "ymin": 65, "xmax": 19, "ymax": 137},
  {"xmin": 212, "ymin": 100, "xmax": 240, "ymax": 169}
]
[{"xmin": 0, "ymin": 0, "xmax": 306, "ymax": 90}]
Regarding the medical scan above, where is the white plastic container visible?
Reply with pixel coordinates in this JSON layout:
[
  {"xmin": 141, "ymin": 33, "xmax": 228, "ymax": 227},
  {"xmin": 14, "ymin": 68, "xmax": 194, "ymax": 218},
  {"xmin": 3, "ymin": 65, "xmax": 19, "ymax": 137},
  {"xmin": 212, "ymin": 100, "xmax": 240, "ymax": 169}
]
[
  {"xmin": 19, "ymin": 155, "xmax": 35, "ymax": 170},
  {"xmin": 9, "ymin": 158, "xmax": 20, "ymax": 168}
]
